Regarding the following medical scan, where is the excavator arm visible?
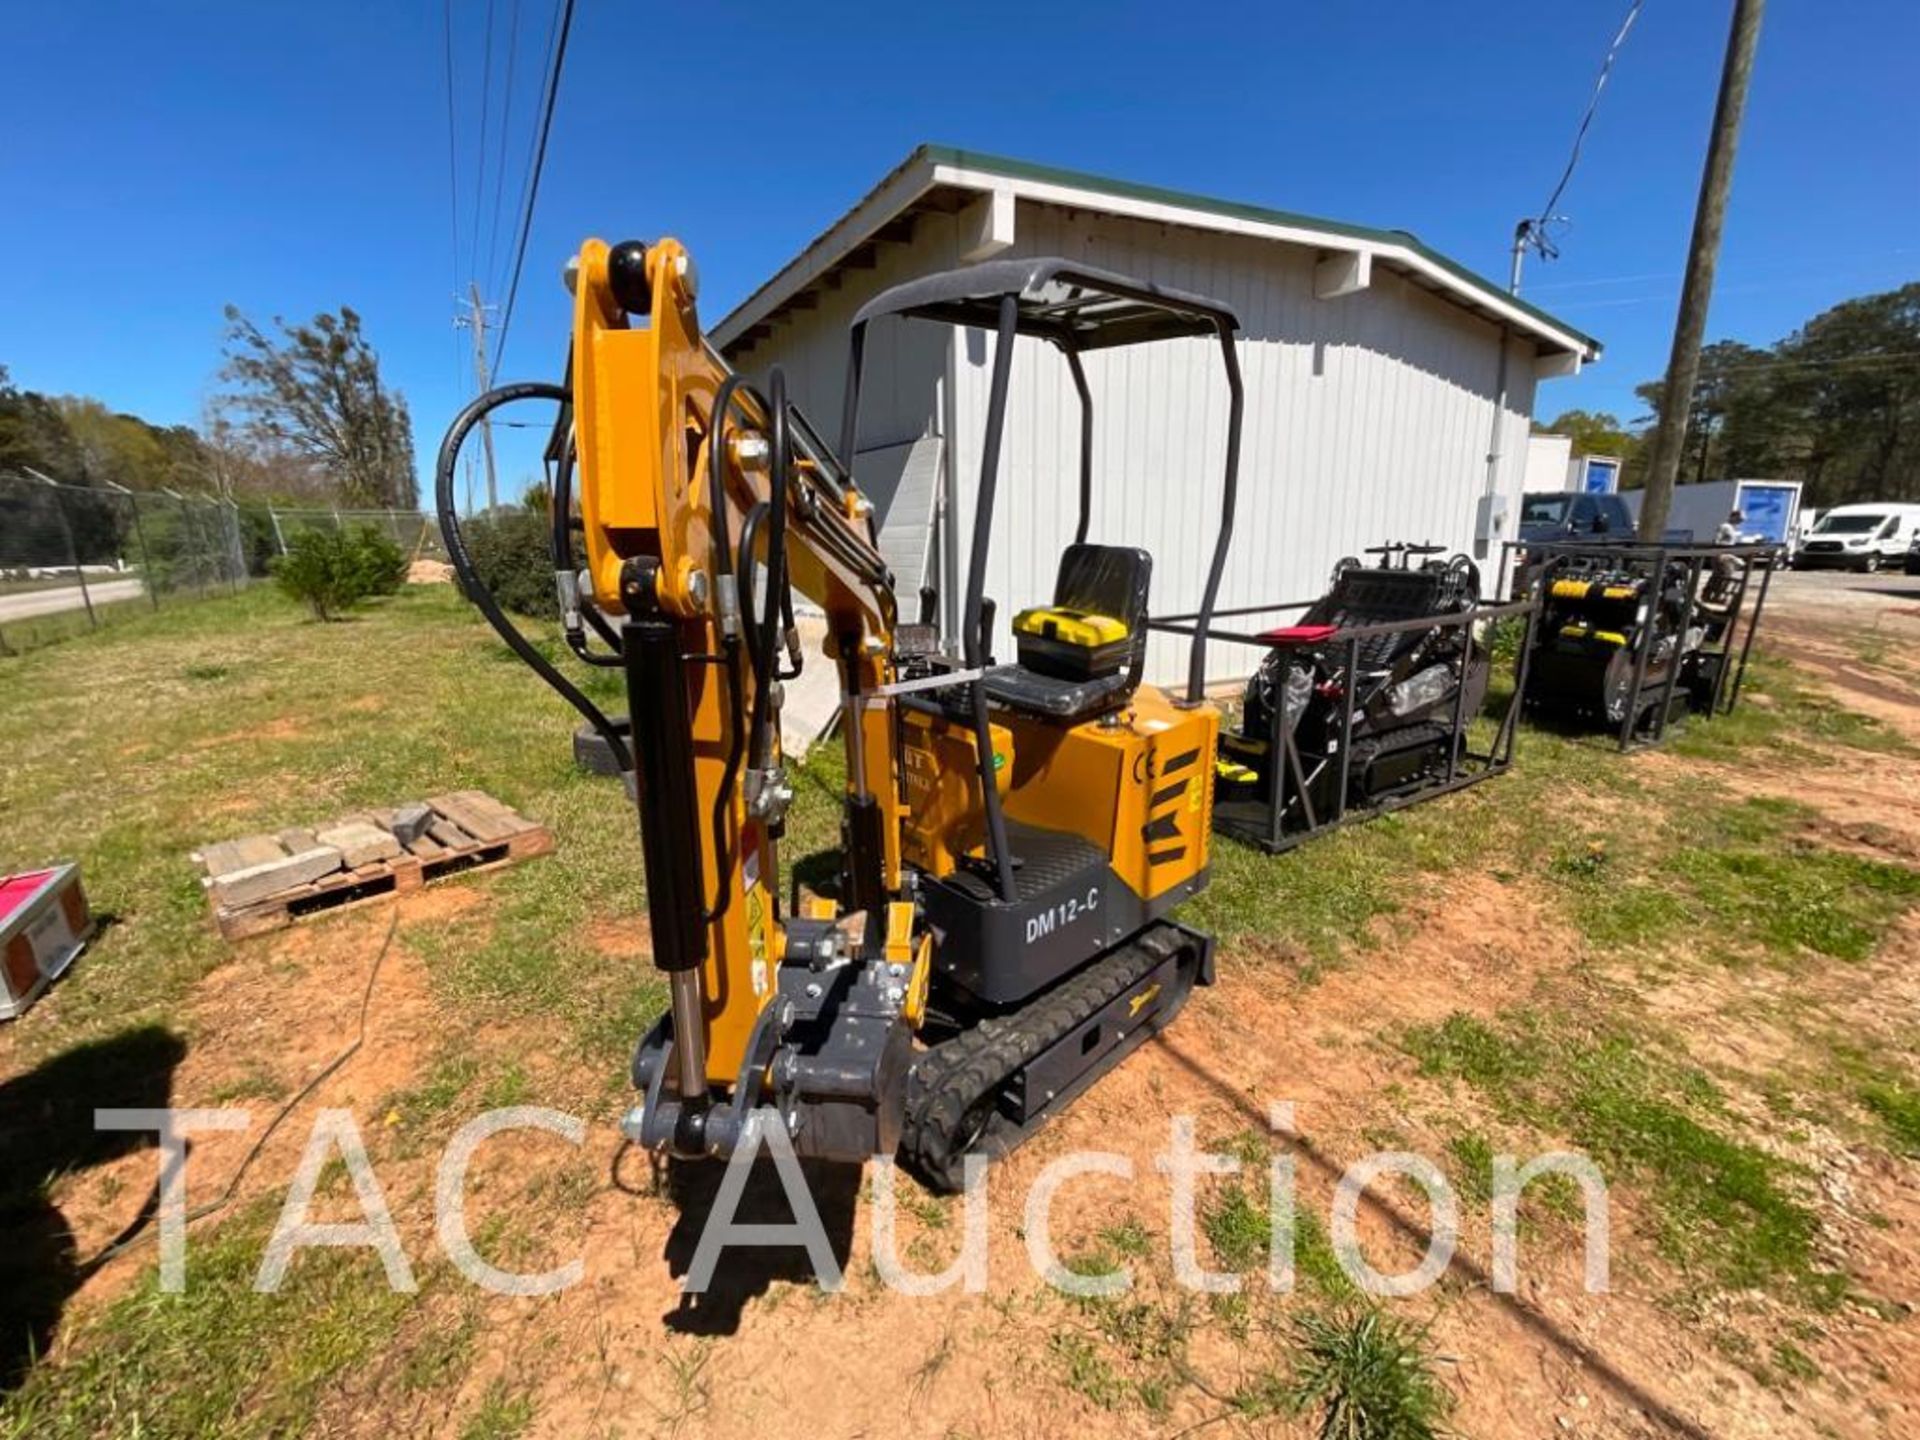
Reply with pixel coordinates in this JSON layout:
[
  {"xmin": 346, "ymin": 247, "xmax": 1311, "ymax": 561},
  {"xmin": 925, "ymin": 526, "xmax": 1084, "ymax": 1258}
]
[{"xmin": 567, "ymin": 237, "xmax": 912, "ymax": 1160}]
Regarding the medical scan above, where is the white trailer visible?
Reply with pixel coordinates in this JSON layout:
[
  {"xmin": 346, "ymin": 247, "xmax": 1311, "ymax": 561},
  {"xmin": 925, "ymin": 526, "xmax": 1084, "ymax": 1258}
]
[{"xmin": 1621, "ymin": 478, "xmax": 1802, "ymax": 550}]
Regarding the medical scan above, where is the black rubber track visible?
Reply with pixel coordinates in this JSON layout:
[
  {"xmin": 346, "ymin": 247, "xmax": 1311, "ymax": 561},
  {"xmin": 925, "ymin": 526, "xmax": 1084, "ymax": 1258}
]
[{"xmin": 899, "ymin": 926, "xmax": 1190, "ymax": 1193}]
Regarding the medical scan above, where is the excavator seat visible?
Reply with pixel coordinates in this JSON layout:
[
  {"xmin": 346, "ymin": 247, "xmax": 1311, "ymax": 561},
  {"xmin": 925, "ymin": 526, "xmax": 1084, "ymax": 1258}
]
[{"xmin": 986, "ymin": 543, "xmax": 1151, "ymax": 721}]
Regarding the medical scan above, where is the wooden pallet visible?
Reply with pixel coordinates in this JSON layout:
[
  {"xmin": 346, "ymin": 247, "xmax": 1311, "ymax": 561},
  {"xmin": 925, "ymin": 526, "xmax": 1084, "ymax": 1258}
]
[{"xmin": 196, "ymin": 792, "xmax": 553, "ymax": 941}]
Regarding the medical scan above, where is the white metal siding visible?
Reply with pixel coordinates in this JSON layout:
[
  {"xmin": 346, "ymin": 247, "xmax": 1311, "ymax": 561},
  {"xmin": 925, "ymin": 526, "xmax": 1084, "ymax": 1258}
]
[
  {"xmin": 858, "ymin": 434, "xmax": 944, "ymax": 597},
  {"xmin": 946, "ymin": 205, "xmax": 1539, "ymax": 685},
  {"xmin": 733, "ymin": 200, "xmax": 1542, "ymax": 688},
  {"xmin": 728, "ymin": 218, "xmax": 957, "ymax": 457}
]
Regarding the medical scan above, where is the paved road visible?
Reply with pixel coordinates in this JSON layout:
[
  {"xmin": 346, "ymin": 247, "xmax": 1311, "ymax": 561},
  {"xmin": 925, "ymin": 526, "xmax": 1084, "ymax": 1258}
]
[
  {"xmin": 1766, "ymin": 566, "xmax": 1920, "ymax": 619},
  {"xmin": 0, "ymin": 578, "xmax": 146, "ymax": 623}
]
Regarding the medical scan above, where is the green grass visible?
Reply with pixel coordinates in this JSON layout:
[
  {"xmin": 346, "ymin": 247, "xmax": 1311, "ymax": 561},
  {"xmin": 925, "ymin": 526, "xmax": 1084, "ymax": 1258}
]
[
  {"xmin": 1444, "ymin": 1131, "xmax": 1497, "ymax": 1207},
  {"xmin": 1543, "ymin": 790, "xmax": 1920, "ymax": 966},
  {"xmin": 1283, "ymin": 1308, "xmax": 1454, "ymax": 1440},
  {"xmin": 0, "ymin": 1200, "xmax": 418, "ymax": 1440},
  {"xmin": 1859, "ymin": 1080, "xmax": 1920, "ymax": 1156},
  {"xmin": 0, "ymin": 592, "xmax": 170, "ymax": 655},
  {"xmin": 1443, "ymin": 1129, "xmax": 1583, "ymax": 1223},
  {"xmin": 3, "ymin": 571, "xmax": 1915, "ymax": 1432},
  {"xmin": 1096, "ymin": 1217, "xmax": 1154, "ymax": 1260},
  {"xmin": 0, "ymin": 585, "xmax": 654, "ymax": 1433},
  {"xmin": 1784, "ymin": 1033, "xmax": 1920, "ymax": 1158},
  {"xmin": 1667, "ymin": 654, "xmax": 1914, "ymax": 762},
  {"xmin": 1195, "ymin": 1140, "xmax": 1356, "ymax": 1300},
  {"xmin": 458, "ymin": 1381, "xmax": 537, "ymax": 1440},
  {"xmin": 0, "ymin": 585, "xmax": 663, "ymax": 1074},
  {"xmin": 1047, "ymin": 1331, "xmax": 1129, "ymax": 1410},
  {"xmin": 1404, "ymin": 1009, "xmax": 1842, "ymax": 1305},
  {"xmin": 1191, "ymin": 642, "xmax": 1910, "ymax": 974},
  {"xmin": 1048, "ymin": 1233, "xmax": 1201, "ymax": 1415},
  {"xmin": 1202, "ymin": 1182, "xmax": 1271, "ymax": 1273}
]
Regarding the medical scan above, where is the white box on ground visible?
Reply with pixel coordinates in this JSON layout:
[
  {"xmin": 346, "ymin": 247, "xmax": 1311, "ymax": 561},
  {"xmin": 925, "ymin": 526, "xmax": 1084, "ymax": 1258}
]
[{"xmin": 1, "ymin": 863, "xmax": 96, "ymax": 1020}]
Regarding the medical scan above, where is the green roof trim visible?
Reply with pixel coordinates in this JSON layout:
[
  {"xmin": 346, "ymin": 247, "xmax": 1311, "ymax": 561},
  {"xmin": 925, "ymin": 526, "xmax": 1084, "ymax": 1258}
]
[
  {"xmin": 916, "ymin": 144, "xmax": 1599, "ymax": 355},
  {"xmin": 716, "ymin": 143, "xmax": 1600, "ymax": 360}
]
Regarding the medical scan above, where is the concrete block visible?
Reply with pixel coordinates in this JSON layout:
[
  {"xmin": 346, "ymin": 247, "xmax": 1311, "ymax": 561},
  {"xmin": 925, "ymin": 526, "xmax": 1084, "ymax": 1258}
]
[
  {"xmin": 196, "ymin": 834, "xmax": 285, "ymax": 878},
  {"xmin": 390, "ymin": 803, "xmax": 435, "ymax": 847},
  {"xmin": 210, "ymin": 847, "xmax": 343, "ymax": 909},
  {"xmin": 313, "ymin": 822, "xmax": 403, "ymax": 868}
]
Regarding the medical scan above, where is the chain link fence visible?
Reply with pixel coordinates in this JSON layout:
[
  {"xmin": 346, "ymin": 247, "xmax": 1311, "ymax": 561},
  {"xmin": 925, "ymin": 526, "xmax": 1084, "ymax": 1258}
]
[
  {"xmin": 266, "ymin": 505, "xmax": 445, "ymax": 558},
  {"xmin": 0, "ymin": 470, "xmax": 442, "ymax": 655}
]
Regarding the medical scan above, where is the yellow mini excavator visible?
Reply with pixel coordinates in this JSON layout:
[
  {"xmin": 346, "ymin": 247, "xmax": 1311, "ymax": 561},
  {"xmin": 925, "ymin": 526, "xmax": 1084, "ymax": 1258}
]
[{"xmin": 436, "ymin": 238, "xmax": 1244, "ymax": 1190}]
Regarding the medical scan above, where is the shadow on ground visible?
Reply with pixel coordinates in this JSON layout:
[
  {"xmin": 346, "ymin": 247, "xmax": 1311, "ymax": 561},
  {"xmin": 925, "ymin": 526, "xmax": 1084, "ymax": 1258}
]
[
  {"xmin": 0, "ymin": 1025, "xmax": 186, "ymax": 1395},
  {"xmin": 657, "ymin": 1152, "xmax": 859, "ymax": 1337}
]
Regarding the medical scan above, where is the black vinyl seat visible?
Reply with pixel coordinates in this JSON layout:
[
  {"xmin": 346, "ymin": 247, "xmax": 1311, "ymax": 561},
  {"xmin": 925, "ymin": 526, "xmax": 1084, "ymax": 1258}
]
[
  {"xmin": 1300, "ymin": 568, "xmax": 1448, "ymax": 671},
  {"xmin": 984, "ymin": 543, "xmax": 1152, "ymax": 721}
]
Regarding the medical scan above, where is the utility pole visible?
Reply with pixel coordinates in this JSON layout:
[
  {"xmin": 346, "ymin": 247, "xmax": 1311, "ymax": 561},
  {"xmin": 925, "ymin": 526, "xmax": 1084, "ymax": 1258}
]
[
  {"xmin": 462, "ymin": 283, "xmax": 500, "ymax": 512},
  {"xmin": 1639, "ymin": 0, "xmax": 1764, "ymax": 543}
]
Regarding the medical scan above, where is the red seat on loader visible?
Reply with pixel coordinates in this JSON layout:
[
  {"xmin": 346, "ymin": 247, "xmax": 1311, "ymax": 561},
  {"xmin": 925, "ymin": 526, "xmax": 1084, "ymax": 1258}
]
[{"xmin": 1257, "ymin": 623, "xmax": 1339, "ymax": 646}]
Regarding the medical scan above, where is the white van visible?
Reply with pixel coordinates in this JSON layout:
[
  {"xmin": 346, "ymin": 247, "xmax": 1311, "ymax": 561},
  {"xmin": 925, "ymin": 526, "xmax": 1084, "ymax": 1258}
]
[{"xmin": 1794, "ymin": 502, "xmax": 1920, "ymax": 572}]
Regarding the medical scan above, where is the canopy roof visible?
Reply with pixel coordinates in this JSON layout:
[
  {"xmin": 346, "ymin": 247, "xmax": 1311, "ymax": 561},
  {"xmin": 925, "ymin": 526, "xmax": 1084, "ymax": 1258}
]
[{"xmin": 851, "ymin": 256, "xmax": 1240, "ymax": 351}]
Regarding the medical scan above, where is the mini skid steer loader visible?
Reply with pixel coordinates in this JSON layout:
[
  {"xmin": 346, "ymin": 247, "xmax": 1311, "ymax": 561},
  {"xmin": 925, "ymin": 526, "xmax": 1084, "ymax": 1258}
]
[
  {"xmin": 1197, "ymin": 542, "xmax": 1526, "ymax": 852},
  {"xmin": 1516, "ymin": 540, "xmax": 1775, "ymax": 749}
]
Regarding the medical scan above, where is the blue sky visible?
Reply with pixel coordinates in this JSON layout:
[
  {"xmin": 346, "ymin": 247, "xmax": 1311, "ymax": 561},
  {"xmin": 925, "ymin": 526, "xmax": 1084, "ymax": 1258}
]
[{"xmin": 3, "ymin": 1, "xmax": 1915, "ymax": 504}]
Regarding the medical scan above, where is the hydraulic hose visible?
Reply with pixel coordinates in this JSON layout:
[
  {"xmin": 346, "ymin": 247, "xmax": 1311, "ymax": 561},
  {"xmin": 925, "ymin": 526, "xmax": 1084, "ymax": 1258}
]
[
  {"xmin": 436, "ymin": 381, "xmax": 633, "ymax": 771},
  {"xmin": 700, "ymin": 374, "xmax": 752, "ymax": 923},
  {"xmin": 538, "ymin": 373, "xmax": 623, "ymax": 668},
  {"xmin": 747, "ymin": 369, "xmax": 793, "ymax": 773}
]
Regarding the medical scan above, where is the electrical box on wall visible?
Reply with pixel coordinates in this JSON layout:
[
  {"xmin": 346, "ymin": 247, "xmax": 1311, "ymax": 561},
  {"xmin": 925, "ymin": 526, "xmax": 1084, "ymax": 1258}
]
[{"xmin": 1474, "ymin": 492, "xmax": 1510, "ymax": 557}]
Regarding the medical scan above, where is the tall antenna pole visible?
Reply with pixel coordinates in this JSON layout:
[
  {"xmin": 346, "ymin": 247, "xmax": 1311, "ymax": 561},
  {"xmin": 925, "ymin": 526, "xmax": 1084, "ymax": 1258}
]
[
  {"xmin": 1509, "ymin": 219, "xmax": 1531, "ymax": 295},
  {"xmin": 1640, "ymin": 0, "xmax": 1765, "ymax": 543},
  {"xmin": 466, "ymin": 282, "xmax": 499, "ymax": 512}
]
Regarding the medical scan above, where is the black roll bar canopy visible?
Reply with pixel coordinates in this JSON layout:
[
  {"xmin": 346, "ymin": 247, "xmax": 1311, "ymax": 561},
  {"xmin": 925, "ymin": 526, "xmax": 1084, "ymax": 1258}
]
[
  {"xmin": 840, "ymin": 257, "xmax": 1245, "ymax": 700},
  {"xmin": 839, "ymin": 257, "xmax": 1245, "ymax": 902},
  {"xmin": 846, "ymin": 256, "xmax": 1237, "ymax": 351}
]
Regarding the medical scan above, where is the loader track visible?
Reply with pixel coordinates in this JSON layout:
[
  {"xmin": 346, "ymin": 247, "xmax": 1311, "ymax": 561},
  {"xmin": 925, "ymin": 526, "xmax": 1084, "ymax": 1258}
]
[{"xmin": 899, "ymin": 924, "xmax": 1197, "ymax": 1193}]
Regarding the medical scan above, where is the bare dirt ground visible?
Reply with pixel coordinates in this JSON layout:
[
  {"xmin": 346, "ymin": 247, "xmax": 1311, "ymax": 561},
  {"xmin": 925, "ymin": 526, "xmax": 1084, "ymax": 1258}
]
[{"xmin": 23, "ymin": 571, "xmax": 1920, "ymax": 1440}]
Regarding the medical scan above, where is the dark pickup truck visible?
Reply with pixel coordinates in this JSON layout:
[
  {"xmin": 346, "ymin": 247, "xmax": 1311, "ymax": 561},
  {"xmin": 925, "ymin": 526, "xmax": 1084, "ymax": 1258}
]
[{"xmin": 1518, "ymin": 491, "xmax": 1638, "ymax": 544}]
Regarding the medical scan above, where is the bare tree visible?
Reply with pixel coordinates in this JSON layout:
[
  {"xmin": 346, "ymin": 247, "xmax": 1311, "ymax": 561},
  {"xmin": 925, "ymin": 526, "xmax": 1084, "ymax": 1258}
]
[
  {"xmin": 220, "ymin": 306, "xmax": 416, "ymax": 507},
  {"xmin": 198, "ymin": 407, "xmax": 327, "ymax": 502}
]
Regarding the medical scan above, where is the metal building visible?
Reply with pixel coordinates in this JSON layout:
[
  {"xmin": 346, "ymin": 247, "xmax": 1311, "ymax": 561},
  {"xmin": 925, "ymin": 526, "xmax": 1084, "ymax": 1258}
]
[{"xmin": 716, "ymin": 146, "xmax": 1601, "ymax": 684}]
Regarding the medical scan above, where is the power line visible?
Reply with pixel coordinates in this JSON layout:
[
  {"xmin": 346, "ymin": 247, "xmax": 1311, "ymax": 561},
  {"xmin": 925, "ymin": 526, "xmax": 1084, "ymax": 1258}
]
[
  {"xmin": 1511, "ymin": 0, "xmax": 1644, "ymax": 291},
  {"xmin": 1526, "ymin": 247, "xmax": 1920, "ymax": 296},
  {"xmin": 468, "ymin": 0, "xmax": 498, "ymax": 285},
  {"xmin": 492, "ymin": 0, "xmax": 576, "ymax": 376},
  {"xmin": 1708, "ymin": 349, "xmax": 1920, "ymax": 377},
  {"xmin": 483, "ymin": 0, "xmax": 525, "ymax": 299},
  {"xmin": 441, "ymin": 0, "xmax": 463, "ymax": 297},
  {"xmin": 503, "ymin": 0, "xmax": 564, "ymax": 297},
  {"xmin": 1539, "ymin": 0, "xmax": 1642, "ymax": 226},
  {"xmin": 442, "ymin": 0, "xmax": 466, "ymax": 400},
  {"xmin": 1552, "ymin": 270, "xmax": 1920, "ymax": 313}
]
